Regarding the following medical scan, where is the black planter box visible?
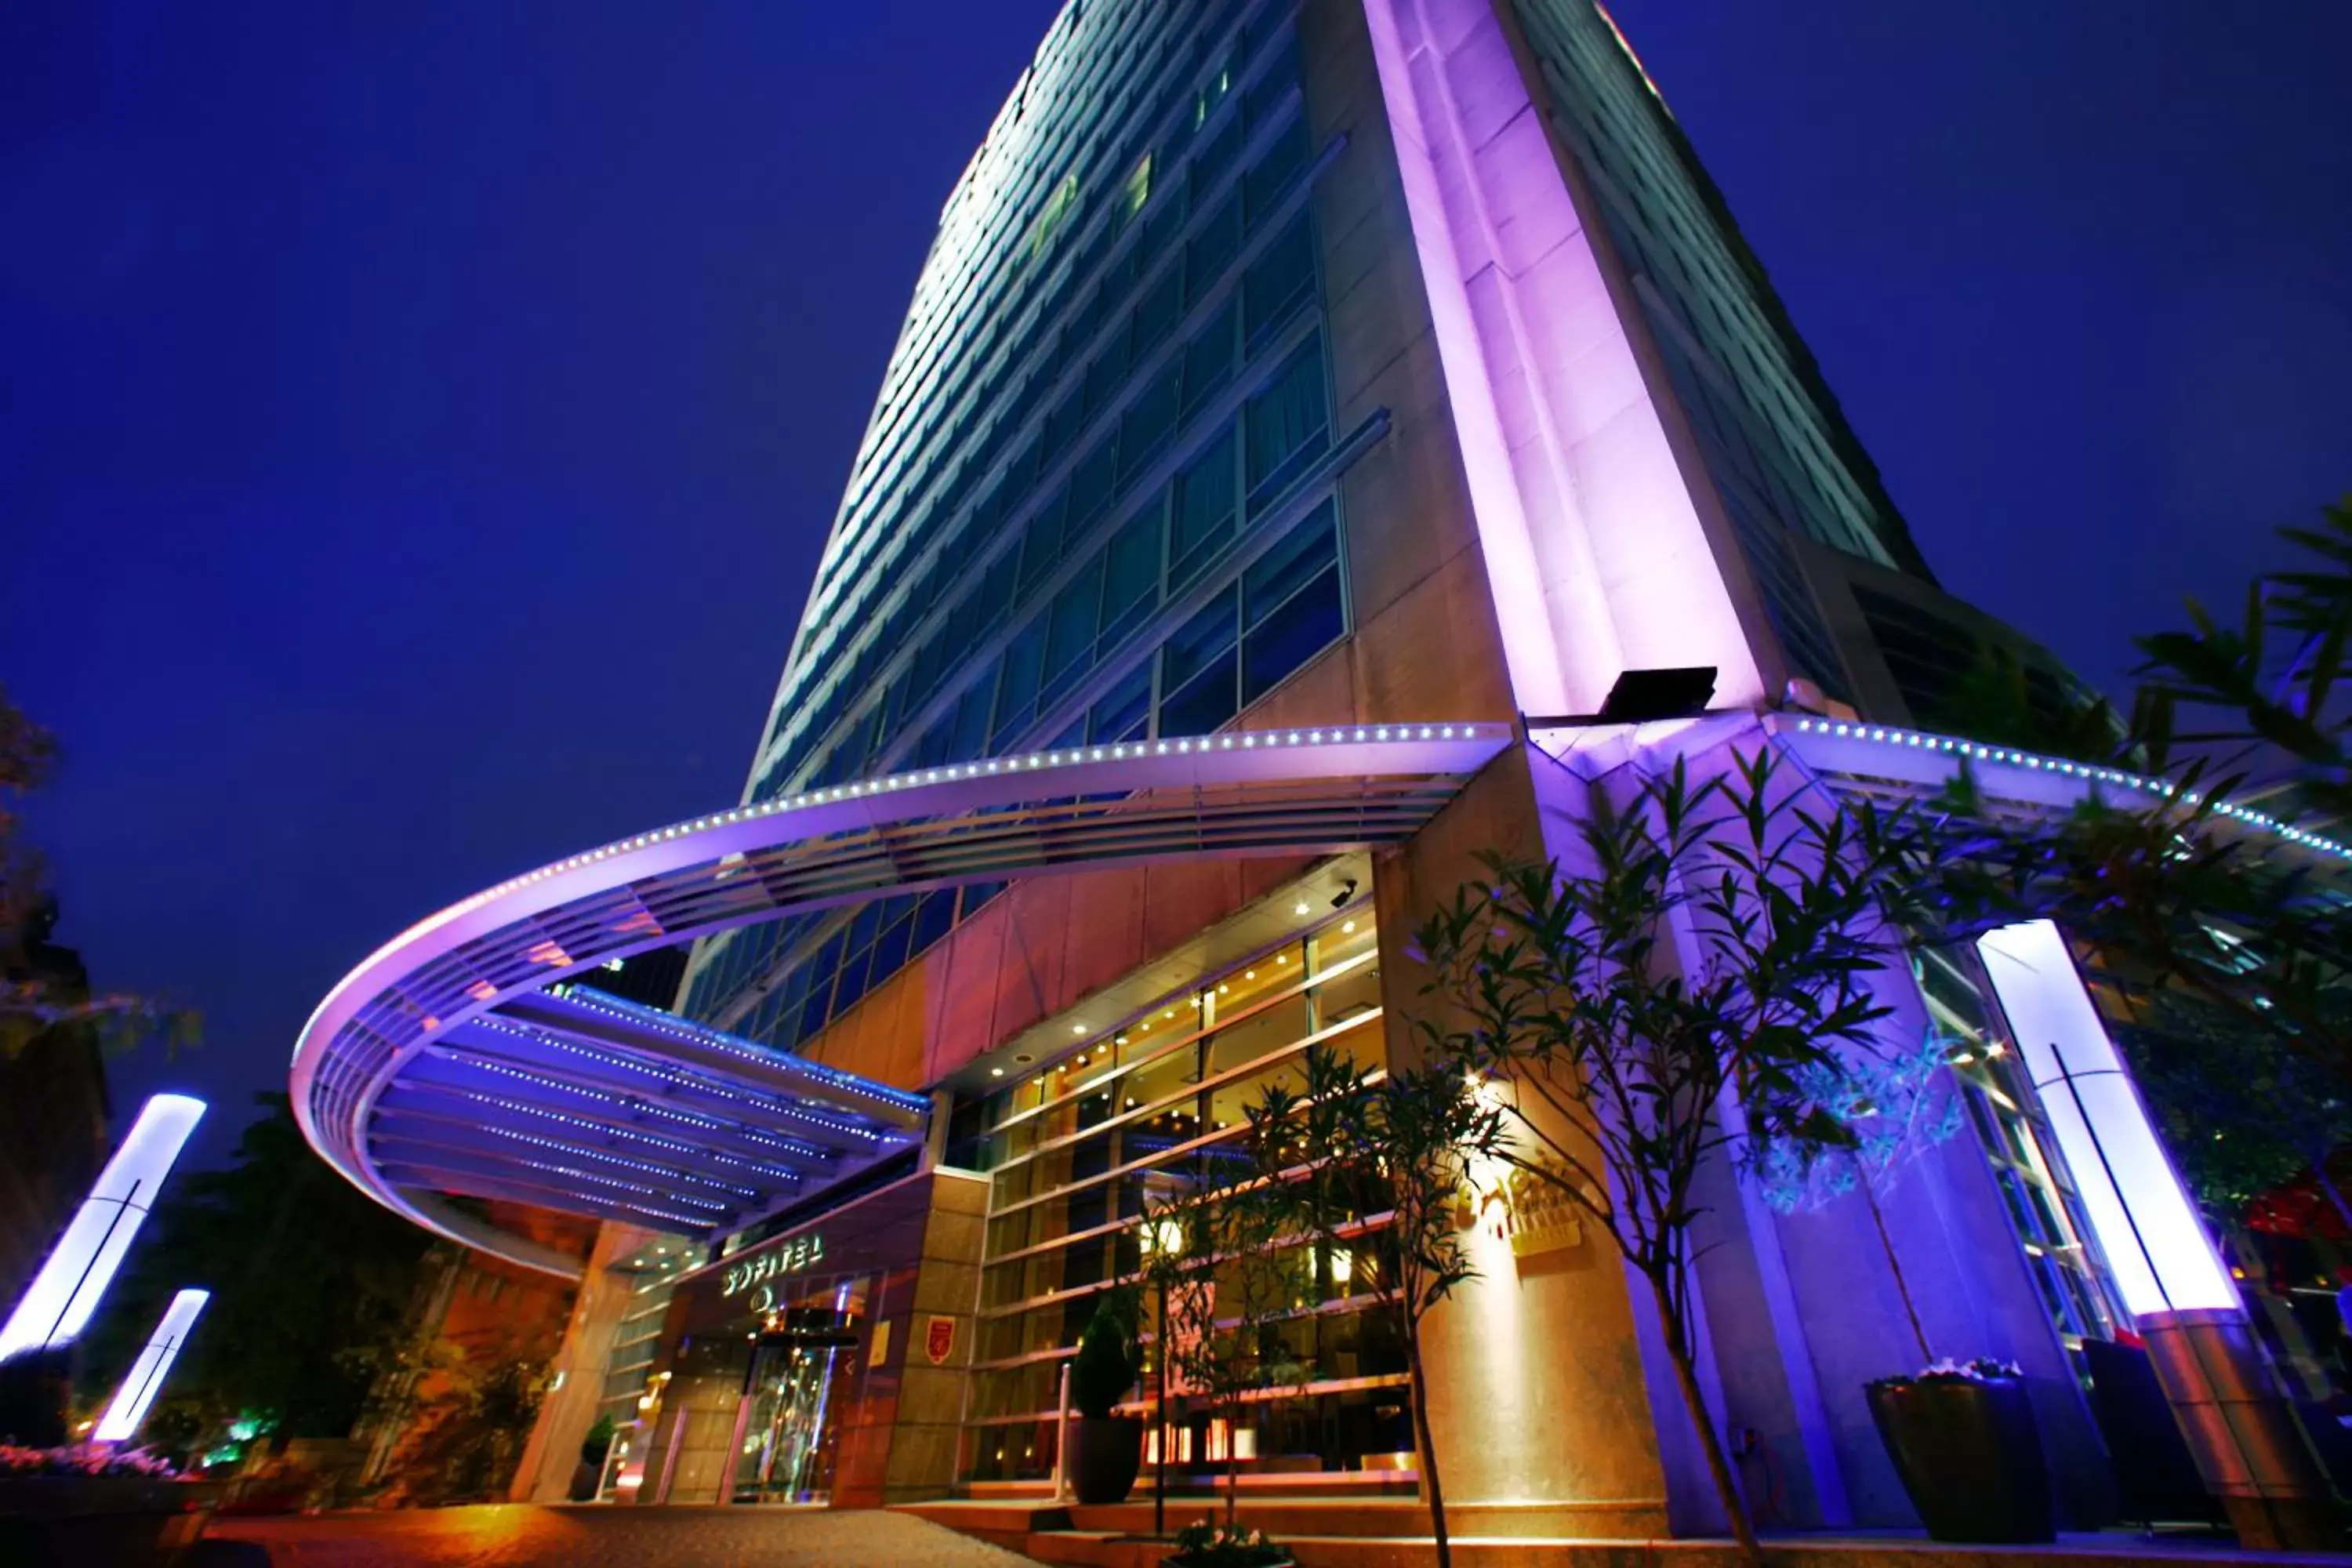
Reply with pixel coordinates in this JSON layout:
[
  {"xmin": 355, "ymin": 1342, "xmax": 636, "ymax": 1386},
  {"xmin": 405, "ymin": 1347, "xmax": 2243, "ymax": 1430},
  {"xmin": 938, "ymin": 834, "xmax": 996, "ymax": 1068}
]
[
  {"xmin": 1065, "ymin": 1414, "xmax": 1145, "ymax": 1505},
  {"xmin": 1866, "ymin": 1375, "xmax": 2053, "ymax": 1543},
  {"xmin": 0, "ymin": 1475, "xmax": 220, "ymax": 1568}
]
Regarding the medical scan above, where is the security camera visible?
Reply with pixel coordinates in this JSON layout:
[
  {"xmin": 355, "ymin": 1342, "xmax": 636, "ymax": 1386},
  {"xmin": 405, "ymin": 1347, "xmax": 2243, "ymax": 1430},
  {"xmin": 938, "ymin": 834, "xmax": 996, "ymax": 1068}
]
[{"xmin": 1330, "ymin": 878, "xmax": 1357, "ymax": 909}]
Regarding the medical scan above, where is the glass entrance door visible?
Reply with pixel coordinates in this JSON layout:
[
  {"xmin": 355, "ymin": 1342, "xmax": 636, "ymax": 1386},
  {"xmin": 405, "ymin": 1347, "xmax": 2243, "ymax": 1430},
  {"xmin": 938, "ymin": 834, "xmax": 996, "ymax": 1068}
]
[{"xmin": 731, "ymin": 1300, "xmax": 862, "ymax": 1504}]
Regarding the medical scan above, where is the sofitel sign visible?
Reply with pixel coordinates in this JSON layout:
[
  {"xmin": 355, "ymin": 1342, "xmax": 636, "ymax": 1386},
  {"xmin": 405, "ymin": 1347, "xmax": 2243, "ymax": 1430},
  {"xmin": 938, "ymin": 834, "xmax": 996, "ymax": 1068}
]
[{"xmin": 720, "ymin": 1232, "xmax": 826, "ymax": 1300}]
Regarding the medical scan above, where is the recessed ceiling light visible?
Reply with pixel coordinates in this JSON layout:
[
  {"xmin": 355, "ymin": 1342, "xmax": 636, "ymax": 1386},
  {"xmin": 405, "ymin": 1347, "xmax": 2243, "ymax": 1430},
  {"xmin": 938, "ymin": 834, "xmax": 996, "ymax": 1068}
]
[
  {"xmin": 1070, "ymin": 1023, "xmax": 1087, "ymax": 1035},
  {"xmin": 1293, "ymin": 902, "xmax": 1309, "ymax": 916},
  {"xmin": 1245, "ymin": 971, "xmax": 1255, "ymax": 980},
  {"xmin": 1342, "ymin": 920, "xmax": 1356, "ymax": 933},
  {"xmin": 991, "ymin": 1067, "xmax": 1005, "ymax": 1078}
]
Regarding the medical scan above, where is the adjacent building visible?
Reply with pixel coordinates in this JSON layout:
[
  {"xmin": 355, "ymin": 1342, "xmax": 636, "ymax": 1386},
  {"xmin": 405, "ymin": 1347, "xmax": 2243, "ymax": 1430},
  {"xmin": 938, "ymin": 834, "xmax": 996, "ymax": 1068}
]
[{"xmin": 292, "ymin": 0, "xmax": 2298, "ymax": 1543}]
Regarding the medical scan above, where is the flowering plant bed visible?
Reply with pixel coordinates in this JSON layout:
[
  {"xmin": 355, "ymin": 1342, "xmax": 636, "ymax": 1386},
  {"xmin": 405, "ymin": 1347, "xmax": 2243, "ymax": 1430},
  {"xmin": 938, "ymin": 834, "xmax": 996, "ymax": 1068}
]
[
  {"xmin": 1162, "ymin": 1518, "xmax": 1294, "ymax": 1567},
  {"xmin": 0, "ymin": 1443, "xmax": 181, "ymax": 1478},
  {"xmin": 1871, "ymin": 1356, "xmax": 2024, "ymax": 1388},
  {"xmin": 0, "ymin": 1449, "xmax": 219, "ymax": 1568}
]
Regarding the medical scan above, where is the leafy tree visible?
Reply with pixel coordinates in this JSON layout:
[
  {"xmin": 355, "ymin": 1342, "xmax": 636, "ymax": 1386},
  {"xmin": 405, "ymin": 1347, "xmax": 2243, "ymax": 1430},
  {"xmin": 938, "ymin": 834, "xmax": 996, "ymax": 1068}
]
[
  {"xmin": 1138, "ymin": 1176, "xmax": 1304, "ymax": 1534},
  {"xmin": 1908, "ymin": 770, "xmax": 2352, "ymax": 1088},
  {"xmin": 78, "ymin": 1094, "xmax": 432, "ymax": 1439},
  {"xmin": 0, "ymin": 685, "xmax": 192, "ymax": 1058},
  {"xmin": 1755, "ymin": 1030, "xmax": 1971, "ymax": 1363},
  {"xmin": 2111, "ymin": 989, "xmax": 2352, "ymax": 1226},
  {"xmin": 1411, "ymin": 749, "xmax": 1921, "ymax": 1565},
  {"xmin": 398, "ymin": 1332, "xmax": 553, "ymax": 1504},
  {"xmin": 2133, "ymin": 496, "xmax": 2352, "ymax": 818},
  {"xmin": 1242, "ymin": 1044, "xmax": 1504, "ymax": 1568}
]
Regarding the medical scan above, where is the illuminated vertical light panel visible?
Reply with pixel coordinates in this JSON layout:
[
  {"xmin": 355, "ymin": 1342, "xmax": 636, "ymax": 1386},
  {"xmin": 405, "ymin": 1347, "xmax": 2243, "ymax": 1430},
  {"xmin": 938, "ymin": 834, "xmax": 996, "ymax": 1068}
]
[
  {"xmin": 93, "ymin": 1289, "xmax": 209, "ymax": 1442},
  {"xmin": 1976, "ymin": 921, "xmax": 2238, "ymax": 1316},
  {"xmin": 0, "ymin": 1093, "xmax": 206, "ymax": 1360}
]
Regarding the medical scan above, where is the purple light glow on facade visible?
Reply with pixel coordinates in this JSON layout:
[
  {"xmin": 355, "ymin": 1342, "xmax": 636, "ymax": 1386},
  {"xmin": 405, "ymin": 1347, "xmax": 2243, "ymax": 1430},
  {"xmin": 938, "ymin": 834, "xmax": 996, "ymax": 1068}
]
[
  {"xmin": 1362, "ymin": 0, "xmax": 1766, "ymax": 717},
  {"xmin": 0, "ymin": 1093, "xmax": 205, "ymax": 1361},
  {"xmin": 93, "ymin": 1288, "xmax": 209, "ymax": 1443}
]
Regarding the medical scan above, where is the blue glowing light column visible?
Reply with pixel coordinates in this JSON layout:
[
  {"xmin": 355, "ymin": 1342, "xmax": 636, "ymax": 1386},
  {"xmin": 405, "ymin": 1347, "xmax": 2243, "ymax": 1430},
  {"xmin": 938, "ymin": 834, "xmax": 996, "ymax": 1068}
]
[
  {"xmin": 93, "ymin": 1289, "xmax": 209, "ymax": 1442},
  {"xmin": 0, "ymin": 1093, "xmax": 205, "ymax": 1361},
  {"xmin": 1976, "ymin": 920, "xmax": 2328, "ymax": 1546}
]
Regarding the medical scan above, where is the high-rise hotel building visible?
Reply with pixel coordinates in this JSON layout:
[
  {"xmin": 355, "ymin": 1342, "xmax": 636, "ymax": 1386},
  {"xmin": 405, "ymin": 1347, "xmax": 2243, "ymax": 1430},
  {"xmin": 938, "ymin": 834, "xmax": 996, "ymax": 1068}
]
[{"xmin": 293, "ymin": 0, "xmax": 2278, "ymax": 1543}]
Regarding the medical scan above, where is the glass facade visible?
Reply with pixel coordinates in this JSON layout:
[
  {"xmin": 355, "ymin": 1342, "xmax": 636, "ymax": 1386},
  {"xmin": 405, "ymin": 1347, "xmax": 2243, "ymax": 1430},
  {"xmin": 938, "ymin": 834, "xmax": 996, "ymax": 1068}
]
[
  {"xmin": 954, "ymin": 911, "xmax": 1403, "ymax": 1483},
  {"xmin": 683, "ymin": 0, "xmax": 1360, "ymax": 1051},
  {"xmin": 1915, "ymin": 946, "xmax": 2125, "ymax": 1349}
]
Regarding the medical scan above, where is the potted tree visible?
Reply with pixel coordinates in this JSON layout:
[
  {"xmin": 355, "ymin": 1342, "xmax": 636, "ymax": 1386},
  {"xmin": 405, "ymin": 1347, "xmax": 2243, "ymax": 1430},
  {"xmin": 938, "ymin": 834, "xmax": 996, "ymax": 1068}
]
[
  {"xmin": 1242, "ymin": 1044, "xmax": 1504, "ymax": 1568},
  {"xmin": 1140, "ymin": 1175, "xmax": 1301, "ymax": 1541},
  {"xmin": 1413, "ymin": 748, "xmax": 1924, "ymax": 1565},
  {"xmin": 1757, "ymin": 1031, "xmax": 2053, "ymax": 1542},
  {"xmin": 568, "ymin": 1413, "xmax": 615, "ymax": 1501},
  {"xmin": 1065, "ymin": 1300, "xmax": 1145, "ymax": 1504}
]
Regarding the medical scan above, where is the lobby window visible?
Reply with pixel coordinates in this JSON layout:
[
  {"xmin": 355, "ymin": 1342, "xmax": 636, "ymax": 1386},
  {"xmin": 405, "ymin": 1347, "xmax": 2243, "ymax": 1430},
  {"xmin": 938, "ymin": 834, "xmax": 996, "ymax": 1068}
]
[{"xmin": 960, "ymin": 913, "xmax": 1398, "ymax": 1482}]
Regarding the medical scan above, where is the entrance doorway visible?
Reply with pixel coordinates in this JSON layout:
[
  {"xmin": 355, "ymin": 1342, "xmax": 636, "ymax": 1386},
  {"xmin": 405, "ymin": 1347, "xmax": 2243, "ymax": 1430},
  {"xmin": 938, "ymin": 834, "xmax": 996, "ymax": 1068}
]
[{"xmin": 729, "ymin": 1290, "xmax": 864, "ymax": 1504}]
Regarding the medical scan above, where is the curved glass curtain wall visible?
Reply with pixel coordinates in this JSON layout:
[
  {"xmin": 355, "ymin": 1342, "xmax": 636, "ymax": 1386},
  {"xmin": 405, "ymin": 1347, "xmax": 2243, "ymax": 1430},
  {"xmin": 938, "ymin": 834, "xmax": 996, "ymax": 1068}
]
[
  {"xmin": 951, "ymin": 912, "xmax": 1403, "ymax": 1484},
  {"xmin": 684, "ymin": 0, "xmax": 1365, "ymax": 1056}
]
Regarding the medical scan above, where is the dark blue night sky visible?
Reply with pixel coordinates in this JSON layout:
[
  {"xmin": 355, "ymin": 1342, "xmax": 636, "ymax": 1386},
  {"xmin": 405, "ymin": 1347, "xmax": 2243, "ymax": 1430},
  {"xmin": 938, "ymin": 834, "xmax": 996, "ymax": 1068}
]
[{"xmin": 3, "ymin": 2, "xmax": 2347, "ymax": 1163}]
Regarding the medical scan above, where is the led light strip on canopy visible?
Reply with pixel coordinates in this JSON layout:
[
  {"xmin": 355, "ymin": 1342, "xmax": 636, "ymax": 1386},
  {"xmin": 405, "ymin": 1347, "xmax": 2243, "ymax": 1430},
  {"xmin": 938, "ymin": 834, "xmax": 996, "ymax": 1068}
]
[
  {"xmin": 292, "ymin": 723, "xmax": 1512, "ymax": 1277},
  {"xmin": 0, "ymin": 1094, "xmax": 205, "ymax": 1360},
  {"xmin": 94, "ymin": 1289, "xmax": 209, "ymax": 1443},
  {"xmin": 1777, "ymin": 714, "xmax": 2350, "ymax": 858}
]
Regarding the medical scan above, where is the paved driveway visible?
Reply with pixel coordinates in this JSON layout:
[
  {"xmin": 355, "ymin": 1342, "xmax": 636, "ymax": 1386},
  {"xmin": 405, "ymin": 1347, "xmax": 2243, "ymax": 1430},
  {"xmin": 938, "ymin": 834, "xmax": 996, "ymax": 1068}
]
[{"xmin": 194, "ymin": 1504, "xmax": 1043, "ymax": 1567}]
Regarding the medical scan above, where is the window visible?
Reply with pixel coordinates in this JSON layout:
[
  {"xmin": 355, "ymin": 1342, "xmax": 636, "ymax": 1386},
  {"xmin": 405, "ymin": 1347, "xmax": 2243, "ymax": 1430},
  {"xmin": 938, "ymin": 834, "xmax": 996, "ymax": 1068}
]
[
  {"xmin": 1243, "ymin": 119, "xmax": 1311, "ymax": 228},
  {"xmin": 1067, "ymin": 435, "xmax": 1120, "ymax": 537},
  {"xmin": 1017, "ymin": 488, "xmax": 1069, "ymax": 596},
  {"xmin": 1029, "ymin": 172, "xmax": 1079, "ymax": 259},
  {"xmin": 1243, "ymin": 215, "xmax": 1316, "ymax": 350},
  {"xmin": 1241, "ymin": 506, "xmax": 1345, "ymax": 703},
  {"xmin": 1192, "ymin": 114, "xmax": 1243, "ymax": 200},
  {"xmin": 1182, "ymin": 302, "xmax": 1237, "ymax": 419},
  {"xmin": 992, "ymin": 621, "xmax": 1046, "ymax": 750},
  {"xmin": 1121, "ymin": 153, "xmax": 1153, "ymax": 223},
  {"xmin": 1118, "ymin": 363, "xmax": 1182, "ymax": 485},
  {"xmin": 1099, "ymin": 500, "xmax": 1163, "ymax": 651},
  {"xmin": 1129, "ymin": 265, "xmax": 1184, "ymax": 361},
  {"xmin": 1157, "ymin": 586, "xmax": 1240, "ymax": 738},
  {"xmin": 1089, "ymin": 663, "xmax": 1152, "ymax": 744},
  {"xmin": 1243, "ymin": 336, "xmax": 1330, "ymax": 506},
  {"xmin": 1170, "ymin": 426, "xmax": 1239, "ymax": 589},
  {"xmin": 1083, "ymin": 342, "xmax": 1130, "ymax": 418},
  {"xmin": 1185, "ymin": 194, "xmax": 1243, "ymax": 306},
  {"xmin": 1041, "ymin": 555, "xmax": 1104, "ymax": 705},
  {"xmin": 1042, "ymin": 383, "xmax": 1087, "ymax": 469}
]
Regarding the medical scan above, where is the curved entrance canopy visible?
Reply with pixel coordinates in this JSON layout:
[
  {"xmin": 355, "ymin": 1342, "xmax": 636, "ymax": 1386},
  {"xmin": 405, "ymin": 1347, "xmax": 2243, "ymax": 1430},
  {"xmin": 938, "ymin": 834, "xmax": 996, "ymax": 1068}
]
[{"xmin": 293, "ymin": 722, "xmax": 1512, "ymax": 1276}]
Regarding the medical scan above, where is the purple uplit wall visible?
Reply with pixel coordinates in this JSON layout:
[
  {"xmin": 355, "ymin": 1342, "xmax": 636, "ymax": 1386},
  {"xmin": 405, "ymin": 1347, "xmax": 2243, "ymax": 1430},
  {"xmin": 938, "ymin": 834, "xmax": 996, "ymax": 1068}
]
[
  {"xmin": 1361, "ymin": 0, "xmax": 1766, "ymax": 718},
  {"xmin": 0, "ymin": 1093, "xmax": 205, "ymax": 1361}
]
